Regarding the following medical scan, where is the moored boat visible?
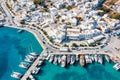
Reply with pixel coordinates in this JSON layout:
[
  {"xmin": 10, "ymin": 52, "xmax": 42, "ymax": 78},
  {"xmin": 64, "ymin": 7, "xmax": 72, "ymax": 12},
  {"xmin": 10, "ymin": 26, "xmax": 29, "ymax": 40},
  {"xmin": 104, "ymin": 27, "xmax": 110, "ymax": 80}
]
[
  {"xmin": 113, "ymin": 63, "xmax": 120, "ymax": 70},
  {"xmin": 11, "ymin": 72, "xmax": 22, "ymax": 79},
  {"xmin": 58, "ymin": 55, "xmax": 61, "ymax": 64},
  {"xmin": 70, "ymin": 55, "xmax": 76, "ymax": 65},
  {"xmin": 53, "ymin": 56, "xmax": 58, "ymax": 65},
  {"xmin": 105, "ymin": 55, "xmax": 110, "ymax": 62},
  {"xmin": 31, "ymin": 67, "xmax": 41, "ymax": 74},
  {"xmin": 76, "ymin": 55, "xmax": 79, "ymax": 61},
  {"xmin": 94, "ymin": 54, "xmax": 98, "ymax": 62},
  {"xmin": 19, "ymin": 62, "xmax": 30, "ymax": 69},
  {"xmin": 67, "ymin": 55, "xmax": 71, "ymax": 64},
  {"xmin": 49, "ymin": 55, "xmax": 54, "ymax": 63},
  {"xmin": 61, "ymin": 55, "xmax": 66, "ymax": 67},
  {"xmin": 80, "ymin": 55, "xmax": 85, "ymax": 67},
  {"xmin": 98, "ymin": 55, "xmax": 103, "ymax": 64}
]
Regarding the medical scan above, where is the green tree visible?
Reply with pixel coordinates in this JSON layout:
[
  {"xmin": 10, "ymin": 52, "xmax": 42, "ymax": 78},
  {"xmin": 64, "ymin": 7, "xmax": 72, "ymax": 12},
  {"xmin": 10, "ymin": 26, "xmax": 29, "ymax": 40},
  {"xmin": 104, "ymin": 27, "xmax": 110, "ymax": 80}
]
[{"xmin": 33, "ymin": 0, "xmax": 41, "ymax": 5}]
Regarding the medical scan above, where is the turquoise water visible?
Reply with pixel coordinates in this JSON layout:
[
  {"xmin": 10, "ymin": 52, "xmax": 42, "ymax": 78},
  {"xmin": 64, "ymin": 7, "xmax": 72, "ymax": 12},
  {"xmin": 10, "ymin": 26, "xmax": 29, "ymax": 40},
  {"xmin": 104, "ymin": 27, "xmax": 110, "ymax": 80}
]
[
  {"xmin": 0, "ymin": 27, "xmax": 43, "ymax": 80},
  {"xmin": 0, "ymin": 27, "xmax": 120, "ymax": 80}
]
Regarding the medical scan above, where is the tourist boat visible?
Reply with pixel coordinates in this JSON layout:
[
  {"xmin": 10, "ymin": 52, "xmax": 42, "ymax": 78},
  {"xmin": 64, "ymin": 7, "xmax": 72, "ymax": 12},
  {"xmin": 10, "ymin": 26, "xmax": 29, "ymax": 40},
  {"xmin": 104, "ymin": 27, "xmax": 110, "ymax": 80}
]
[
  {"xmin": 53, "ymin": 56, "xmax": 58, "ymax": 65},
  {"xmin": 58, "ymin": 56, "xmax": 61, "ymax": 64},
  {"xmin": 105, "ymin": 55, "xmax": 110, "ymax": 62},
  {"xmin": 25, "ymin": 55, "xmax": 36, "ymax": 62},
  {"xmin": 79, "ymin": 55, "xmax": 85, "ymax": 67},
  {"xmin": 94, "ymin": 54, "xmax": 98, "ymax": 62},
  {"xmin": 113, "ymin": 63, "xmax": 120, "ymax": 70},
  {"xmin": 19, "ymin": 62, "xmax": 30, "ymax": 69},
  {"xmin": 76, "ymin": 55, "xmax": 79, "ymax": 61},
  {"xmin": 61, "ymin": 55, "xmax": 66, "ymax": 67},
  {"xmin": 98, "ymin": 55, "xmax": 103, "ymax": 64},
  {"xmin": 30, "ymin": 52, "xmax": 39, "ymax": 57},
  {"xmin": 11, "ymin": 72, "xmax": 22, "ymax": 79},
  {"xmin": 49, "ymin": 55, "xmax": 54, "ymax": 63},
  {"xmin": 70, "ymin": 55, "xmax": 76, "ymax": 65},
  {"xmin": 31, "ymin": 67, "xmax": 41, "ymax": 74},
  {"xmin": 67, "ymin": 55, "xmax": 71, "ymax": 64}
]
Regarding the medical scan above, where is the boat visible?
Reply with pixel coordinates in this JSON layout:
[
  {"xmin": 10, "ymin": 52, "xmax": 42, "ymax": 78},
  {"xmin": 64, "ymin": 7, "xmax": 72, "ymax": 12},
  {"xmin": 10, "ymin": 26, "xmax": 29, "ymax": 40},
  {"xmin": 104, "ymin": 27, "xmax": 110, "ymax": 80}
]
[
  {"xmin": 11, "ymin": 72, "xmax": 22, "ymax": 79},
  {"xmin": 113, "ymin": 63, "xmax": 120, "ymax": 70},
  {"xmin": 31, "ymin": 67, "xmax": 41, "ymax": 74},
  {"xmin": 94, "ymin": 54, "xmax": 98, "ymax": 62},
  {"xmin": 19, "ymin": 62, "xmax": 30, "ymax": 69},
  {"xmin": 29, "ymin": 75, "xmax": 35, "ymax": 80},
  {"xmin": 79, "ymin": 55, "xmax": 85, "ymax": 67},
  {"xmin": 67, "ymin": 55, "xmax": 71, "ymax": 64},
  {"xmin": 30, "ymin": 52, "xmax": 39, "ymax": 57},
  {"xmin": 90, "ymin": 55, "xmax": 94, "ymax": 61},
  {"xmin": 76, "ymin": 55, "xmax": 79, "ymax": 61},
  {"xmin": 38, "ymin": 60, "xmax": 43, "ymax": 66},
  {"xmin": 18, "ymin": 29, "xmax": 24, "ymax": 33},
  {"xmin": 105, "ymin": 55, "xmax": 110, "ymax": 62},
  {"xmin": 25, "ymin": 55, "xmax": 36, "ymax": 62},
  {"xmin": 58, "ymin": 56, "xmax": 61, "ymax": 64},
  {"xmin": 53, "ymin": 56, "xmax": 58, "ymax": 65},
  {"xmin": 49, "ymin": 55, "xmax": 54, "ymax": 63},
  {"xmin": 98, "ymin": 55, "xmax": 103, "ymax": 64},
  {"xmin": 70, "ymin": 55, "xmax": 76, "ymax": 65},
  {"xmin": 46, "ymin": 54, "xmax": 51, "ymax": 60},
  {"xmin": 61, "ymin": 55, "xmax": 66, "ymax": 67}
]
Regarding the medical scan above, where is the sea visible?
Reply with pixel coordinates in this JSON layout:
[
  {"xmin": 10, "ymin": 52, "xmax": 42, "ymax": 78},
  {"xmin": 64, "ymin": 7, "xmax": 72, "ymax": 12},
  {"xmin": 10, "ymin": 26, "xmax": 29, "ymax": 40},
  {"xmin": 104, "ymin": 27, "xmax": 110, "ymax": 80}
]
[{"xmin": 0, "ymin": 27, "xmax": 120, "ymax": 80}]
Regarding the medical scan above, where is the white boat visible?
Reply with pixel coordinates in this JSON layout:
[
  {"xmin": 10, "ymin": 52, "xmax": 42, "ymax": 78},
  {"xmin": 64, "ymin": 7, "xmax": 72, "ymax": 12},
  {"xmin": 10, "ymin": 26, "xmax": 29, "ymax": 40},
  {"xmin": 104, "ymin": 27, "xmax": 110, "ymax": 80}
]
[
  {"xmin": 19, "ymin": 62, "xmax": 30, "ymax": 69},
  {"xmin": 61, "ymin": 55, "xmax": 66, "ymax": 67},
  {"xmin": 85, "ymin": 55, "xmax": 89, "ymax": 64},
  {"xmin": 80, "ymin": 55, "xmax": 85, "ymax": 67},
  {"xmin": 58, "ymin": 56, "xmax": 61, "ymax": 64},
  {"xmin": 70, "ymin": 55, "xmax": 76, "ymax": 65},
  {"xmin": 32, "ymin": 67, "xmax": 41, "ymax": 74},
  {"xmin": 29, "ymin": 75, "xmax": 35, "ymax": 80},
  {"xmin": 38, "ymin": 60, "xmax": 43, "ymax": 66},
  {"xmin": 46, "ymin": 54, "xmax": 51, "ymax": 60},
  {"xmin": 98, "ymin": 55, "xmax": 103, "ymax": 64},
  {"xmin": 18, "ymin": 29, "xmax": 24, "ymax": 33},
  {"xmin": 113, "ymin": 63, "xmax": 120, "ymax": 70},
  {"xmin": 67, "ymin": 55, "xmax": 71, "ymax": 64},
  {"xmin": 94, "ymin": 54, "xmax": 98, "ymax": 62},
  {"xmin": 76, "ymin": 55, "xmax": 79, "ymax": 61},
  {"xmin": 49, "ymin": 55, "xmax": 54, "ymax": 63},
  {"xmin": 91, "ymin": 55, "xmax": 94, "ymax": 61},
  {"xmin": 25, "ymin": 55, "xmax": 36, "ymax": 62},
  {"xmin": 30, "ymin": 52, "xmax": 39, "ymax": 57},
  {"xmin": 53, "ymin": 56, "xmax": 58, "ymax": 65},
  {"xmin": 11, "ymin": 72, "xmax": 22, "ymax": 79},
  {"xmin": 105, "ymin": 55, "xmax": 110, "ymax": 62}
]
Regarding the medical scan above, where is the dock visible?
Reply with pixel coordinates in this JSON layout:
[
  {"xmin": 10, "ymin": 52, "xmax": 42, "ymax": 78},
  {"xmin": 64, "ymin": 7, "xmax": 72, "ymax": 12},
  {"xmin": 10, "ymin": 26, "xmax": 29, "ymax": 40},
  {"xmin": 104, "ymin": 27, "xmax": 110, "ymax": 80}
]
[{"xmin": 20, "ymin": 50, "xmax": 45, "ymax": 80}]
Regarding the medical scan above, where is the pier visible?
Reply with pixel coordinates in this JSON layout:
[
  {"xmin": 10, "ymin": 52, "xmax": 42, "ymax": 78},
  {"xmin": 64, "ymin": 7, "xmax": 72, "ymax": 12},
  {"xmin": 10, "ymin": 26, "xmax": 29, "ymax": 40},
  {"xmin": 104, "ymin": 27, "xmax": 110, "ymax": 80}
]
[{"xmin": 20, "ymin": 50, "xmax": 45, "ymax": 80}]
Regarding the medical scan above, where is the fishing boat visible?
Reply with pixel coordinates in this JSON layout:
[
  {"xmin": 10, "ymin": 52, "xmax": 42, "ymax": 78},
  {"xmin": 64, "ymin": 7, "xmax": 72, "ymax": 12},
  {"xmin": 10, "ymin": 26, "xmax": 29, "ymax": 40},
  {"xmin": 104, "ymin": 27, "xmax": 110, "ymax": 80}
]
[
  {"xmin": 94, "ymin": 54, "xmax": 98, "ymax": 62},
  {"xmin": 61, "ymin": 55, "xmax": 66, "ymax": 67},
  {"xmin": 70, "ymin": 55, "xmax": 76, "ymax": 65},
  {"xmin": 98, "ymin": 55, "xmax": 103, "ymax": 64},
  {"xmin": 19, "ymin": 62, "xmax": 30, "ymax": 69},
  {"xmin": 67, "ymin": 55, "xmax": 71, "ymax": 64},
  {"xmin": 79, "ymin": 55, "xmax": 85, "ymax": 67},
  {"xmin": 31, "ymin": 67, "xmax": 41, "ymax": 74},
  {"xmin": 53, "ymin": 56, "xmax": 58, "ymax": 65},
  {"xmin": 11, "ymin": 72, "xmax": 22, "ymax": 79},
  {"xmin": 113, "ymin": 63, "xmax": 120, "ymax": 70},
  {"xmin": 105, "ymin": 55, "xmax": 110, "ymax": 62}
]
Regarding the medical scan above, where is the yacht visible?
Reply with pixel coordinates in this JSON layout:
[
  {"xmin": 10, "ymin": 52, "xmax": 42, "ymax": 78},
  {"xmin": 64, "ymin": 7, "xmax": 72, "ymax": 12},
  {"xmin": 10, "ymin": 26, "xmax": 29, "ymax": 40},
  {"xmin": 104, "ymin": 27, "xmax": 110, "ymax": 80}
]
[
  {"xmin": 58, "ymin": 56, "xmax": 61, "ymax": 64},
  {"xmin": 98, "ymin": 55, "xmax": 103, "ymax": 64},
  {"xmin": 67, "ymin": 55, "xmax": 71, "ymax": 64},
  {"xmin": 11, "ymin": 72, "xmax": 22, "ymax": 79},
  {"xmin": 18, "ymin": 29, "xmax": 24, "ymax": 33},
  {"xmin": 90, "ymin": 55, "xmax": 94, "ymax": 61},
  {"xmin": 80, "ymin": 55, "xmax": 85, "ymax": 67},
  {"xmin": 38, "ymin": 60, "xmax": 43, "ymax": 66},
  {"xmin": 46, "ymin": 54, "xmax": 51, "ymax": 60},
  {"xmin": 94, "ymin": 54, "xmax": 98, "ymax": 62},
  {"xmin": 105, "ymin": 55, "xmax": 110, "ymax": 62},
  {"xmin": 70, "ymin": 55, "xmax": 76, "ymax": 65},
  {"xmin": 31, "ymin": 67, "xmax": 41, "ymax": 74},
  {"xmin": 29, "ymin": 75, "xmax": 35, "ymax": 80},
  {"xmin": 53, "ymin": 56, "xmax": 58, "ymax": 65},
  {"xmin": 19, "ymin": 62, "xmax": 30, "ymax": 69},
  {"xmin": 61, "ymin": 55, "xmax": 66, "ymax": 67},
  {"xmin": 49, "ymin": 55, "xmax": 54, "ymax": 63},
  {"xmin": 113, "ymin": 63, "xmax": 120, "ymax": 70}
]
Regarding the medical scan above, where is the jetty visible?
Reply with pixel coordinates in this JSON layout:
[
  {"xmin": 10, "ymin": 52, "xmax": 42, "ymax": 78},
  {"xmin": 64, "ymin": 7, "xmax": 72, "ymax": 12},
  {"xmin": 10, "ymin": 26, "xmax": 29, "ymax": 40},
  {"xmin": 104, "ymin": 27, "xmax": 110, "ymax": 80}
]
[{"xmin": 20, "ymin": 50, "xmax": 45, "ymax": 80}]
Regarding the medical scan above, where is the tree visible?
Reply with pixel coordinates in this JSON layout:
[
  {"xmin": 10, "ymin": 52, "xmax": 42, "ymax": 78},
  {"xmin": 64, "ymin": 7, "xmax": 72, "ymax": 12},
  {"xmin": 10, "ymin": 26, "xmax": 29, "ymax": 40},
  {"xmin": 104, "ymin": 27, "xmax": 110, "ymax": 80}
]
[
  {"xmin": 71, "ymin": 43, "xmax": 78, "ymax": 47},
  {"xmin": 33, "ymin": 0, "xmax": 41, "ymax": 5}
]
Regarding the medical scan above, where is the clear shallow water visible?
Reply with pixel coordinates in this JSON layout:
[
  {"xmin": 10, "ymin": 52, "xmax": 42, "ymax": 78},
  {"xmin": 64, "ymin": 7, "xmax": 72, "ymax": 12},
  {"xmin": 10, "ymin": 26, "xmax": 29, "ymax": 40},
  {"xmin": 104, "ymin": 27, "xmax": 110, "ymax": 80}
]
[
  {"xmin": 0, "ymin": 27, "xmax": 43, "ymax": 80},
  {"xmin": 0, "ymin": 27, "xmax": 120, "ymax": 80}
]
